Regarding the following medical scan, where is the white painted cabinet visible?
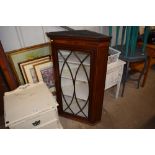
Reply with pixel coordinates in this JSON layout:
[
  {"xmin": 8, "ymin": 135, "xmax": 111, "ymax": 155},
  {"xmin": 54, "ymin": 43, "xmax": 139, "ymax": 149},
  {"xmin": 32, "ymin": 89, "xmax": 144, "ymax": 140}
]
[
  {"xmin": 4, "ymin": 81, "xmax": 63, "ymax": 129},
  {"xmin": 105, "ymin": 60, "xmax": 126, "ymax": 98}
]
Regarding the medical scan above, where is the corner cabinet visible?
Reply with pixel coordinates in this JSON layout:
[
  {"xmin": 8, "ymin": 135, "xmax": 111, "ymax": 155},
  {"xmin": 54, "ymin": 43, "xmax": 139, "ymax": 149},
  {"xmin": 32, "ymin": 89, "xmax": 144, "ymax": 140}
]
[{"xmin": 47, "ymin": 30, "xmax": 111, "ymax": 124}]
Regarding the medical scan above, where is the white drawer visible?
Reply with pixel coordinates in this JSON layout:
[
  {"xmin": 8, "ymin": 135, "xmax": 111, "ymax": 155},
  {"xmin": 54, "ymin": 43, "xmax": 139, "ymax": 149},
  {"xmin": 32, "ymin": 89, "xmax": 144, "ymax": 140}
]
[
  {"xmin": 9, "ymin": 109, "xmax": 58, "ymax": 129},
  {"xmin": 107, "ymin": 66, "xmax": 122, "ymax": 74},
  {"xmin": 105, "ymin": 70, "xmax": 119, "ymax": 89},
  {"xmin": 39, "ymin": 120, "xmax": 63, "ymax": 129}
]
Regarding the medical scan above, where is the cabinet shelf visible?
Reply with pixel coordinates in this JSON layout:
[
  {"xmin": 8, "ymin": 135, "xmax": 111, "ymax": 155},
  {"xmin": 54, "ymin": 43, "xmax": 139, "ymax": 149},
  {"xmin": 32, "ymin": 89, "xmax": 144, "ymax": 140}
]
[
  {"xmin": 61, "ymin": 76, "xmax": 89, "ymax": 83},
  {"xmin": 59, "ymin": 62, "xmax": 90, "ymax": 82},
  {"xmin": 62, "ymin": 95, "xmax": 88, "ymax": 117},
  {"xmin": 61, "ymin": 78, "xmax": 89, "ymax": 101},
  {"xmin": 58, "ymin": 51, "xmax": 90, "ymax": 66}
]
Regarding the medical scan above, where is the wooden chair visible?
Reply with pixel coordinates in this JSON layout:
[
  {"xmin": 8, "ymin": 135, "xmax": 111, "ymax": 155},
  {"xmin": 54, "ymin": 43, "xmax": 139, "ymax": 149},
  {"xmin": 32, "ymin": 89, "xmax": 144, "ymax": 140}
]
[
  {"xmin": 130, "ymin": 43, "xmax": 155, "ymax": 87},
  {"xmin": 109, "ymin": 26, "xmax": 150, "ymax": 96}
]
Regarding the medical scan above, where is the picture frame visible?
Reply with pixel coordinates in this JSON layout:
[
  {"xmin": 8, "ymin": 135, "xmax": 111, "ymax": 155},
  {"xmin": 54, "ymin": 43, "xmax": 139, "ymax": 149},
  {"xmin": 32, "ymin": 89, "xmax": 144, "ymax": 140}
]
[
  {"xmin": 19, "ymin": 56, "xmax": 50, "ymax": 83},
  {"xmin": 34, "ymin": 61, "xmax": 55, "ymax": 93},
  {"xmin": 6, "ymin": 43, "xmax": 51, "ymax": 84}
]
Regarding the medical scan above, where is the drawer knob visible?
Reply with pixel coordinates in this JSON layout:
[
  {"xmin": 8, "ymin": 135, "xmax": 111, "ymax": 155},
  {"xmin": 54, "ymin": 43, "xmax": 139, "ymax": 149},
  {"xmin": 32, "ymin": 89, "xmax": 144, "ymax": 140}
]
[{"xmin": 32, "ymin": 120, "xmax": 41, "ymax": 126}]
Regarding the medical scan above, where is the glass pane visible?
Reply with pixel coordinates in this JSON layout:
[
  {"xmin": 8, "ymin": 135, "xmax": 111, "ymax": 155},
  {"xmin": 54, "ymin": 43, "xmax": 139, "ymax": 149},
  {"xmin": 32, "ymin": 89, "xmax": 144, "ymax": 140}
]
[
  {"xmin": 62, "ymin": 96, "xmax": 89, "ymax": 118},
  {"xmin": 58, "ymin": 50, "xmax": 90, "ymax": 118}
]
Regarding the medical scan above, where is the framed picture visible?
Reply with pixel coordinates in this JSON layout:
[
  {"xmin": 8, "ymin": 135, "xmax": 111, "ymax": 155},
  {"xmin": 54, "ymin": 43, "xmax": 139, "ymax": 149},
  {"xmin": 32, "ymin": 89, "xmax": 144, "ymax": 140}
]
[
  {"xmin": 34, "ymin": 61, "xmax": 55, "ymax": 93},
  {"xmin": 6, "ymin": 43, "xmax": 51, "ymax": 84},
  {"xmin": 19, "ymin": 56, "xmax": 50, "ymax": 83}
]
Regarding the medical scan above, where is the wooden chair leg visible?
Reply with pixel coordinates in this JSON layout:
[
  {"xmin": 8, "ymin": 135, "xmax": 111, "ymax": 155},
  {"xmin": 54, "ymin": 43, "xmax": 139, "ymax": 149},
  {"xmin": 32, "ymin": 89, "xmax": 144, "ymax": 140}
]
[
  {"xmin": 141, "ymin": 57, "xmax": 151, "ymax": 87},
  {"xmin": 137, "ymin": 59, "xmax": 147, "ymax": 88},
  {"xmin": 121, "ymin": 62, "xmax": 129, "ymax": 97}
]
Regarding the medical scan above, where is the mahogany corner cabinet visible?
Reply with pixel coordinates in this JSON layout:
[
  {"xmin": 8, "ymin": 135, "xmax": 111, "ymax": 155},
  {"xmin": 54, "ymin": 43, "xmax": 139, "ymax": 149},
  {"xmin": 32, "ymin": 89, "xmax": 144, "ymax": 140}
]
[{"xmin": 47, "ymin": 30, "xmax": 111, "ymax": 124}]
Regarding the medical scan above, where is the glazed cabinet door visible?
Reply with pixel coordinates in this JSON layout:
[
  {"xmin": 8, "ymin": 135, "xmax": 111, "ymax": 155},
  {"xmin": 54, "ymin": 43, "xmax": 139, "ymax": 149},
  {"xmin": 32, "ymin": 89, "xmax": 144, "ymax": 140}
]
[
  {"xmin": 47, "ymin": 30, "xmax": 111, "ymax": 124},
  {"xmin": 55, "ymin": 49, "xmax": 92, "ymax": 120}
]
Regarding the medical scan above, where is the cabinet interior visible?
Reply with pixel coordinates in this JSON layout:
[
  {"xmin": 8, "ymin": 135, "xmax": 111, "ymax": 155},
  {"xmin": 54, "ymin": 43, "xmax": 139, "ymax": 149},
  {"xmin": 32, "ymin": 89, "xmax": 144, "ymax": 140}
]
[{"xmin": 58, "ymin": 50, "xmax": 90, "ymax": 118}]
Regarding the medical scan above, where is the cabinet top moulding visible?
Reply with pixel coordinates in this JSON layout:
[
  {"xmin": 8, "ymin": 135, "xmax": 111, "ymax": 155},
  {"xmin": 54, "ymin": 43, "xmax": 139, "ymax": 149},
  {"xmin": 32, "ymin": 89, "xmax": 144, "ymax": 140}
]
[{"xmin": 46, "ymin": 30, "xmax": 111, "ymax": 42}]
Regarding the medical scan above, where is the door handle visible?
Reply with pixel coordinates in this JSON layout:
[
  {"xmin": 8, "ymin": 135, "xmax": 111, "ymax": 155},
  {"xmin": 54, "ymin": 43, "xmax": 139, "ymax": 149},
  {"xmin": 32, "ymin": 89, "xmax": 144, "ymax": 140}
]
[{"xmin": 32, "ymin": 120, "xmax": 41, "ymax": 126}]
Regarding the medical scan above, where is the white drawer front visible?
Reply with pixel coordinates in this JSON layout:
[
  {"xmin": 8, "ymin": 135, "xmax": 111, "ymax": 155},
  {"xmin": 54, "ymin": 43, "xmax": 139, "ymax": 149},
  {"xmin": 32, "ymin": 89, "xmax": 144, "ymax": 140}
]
[
  {"xmin": 107, "ymin": 66, "xmax": 122, "ymax": 74},
  {"xmin": 39, "ymin": 120, "xmax": 63, "ymax": 129},
  {"xmin": 105, "ymin": 65, "xmax": 124, "ymax": 90},
  {"xmin": 9, "ymin": 109, "xmax": 58, "ymax": 129},
  {"xmin": 105, "ymin": 70, "xmax": 119, "ymax": 89}
]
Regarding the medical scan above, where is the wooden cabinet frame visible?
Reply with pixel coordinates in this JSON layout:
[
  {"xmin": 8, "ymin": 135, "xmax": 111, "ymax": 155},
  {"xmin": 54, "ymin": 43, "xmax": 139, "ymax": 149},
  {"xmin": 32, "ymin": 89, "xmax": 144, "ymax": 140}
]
[
  {"xmin": 0, "ymin": 41, "xmax": 18, "ymax": 116},
  {"xmin": 0, "ymin": 41, "xmax": 18, "ymax": 90},
  {"xmin": 47, "ymin": 30, "xmax": 111, "ymax": 124}
]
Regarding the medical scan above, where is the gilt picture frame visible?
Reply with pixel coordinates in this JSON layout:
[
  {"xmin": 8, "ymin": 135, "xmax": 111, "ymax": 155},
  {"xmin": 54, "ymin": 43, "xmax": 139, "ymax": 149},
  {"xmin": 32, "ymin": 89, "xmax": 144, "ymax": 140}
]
[
  {"xmin": 19, "ymin": 56, "xmax": 50, "ymax": 83},
  {"xmin": 34, "ymin": 61, "xmax": 55, "ymax": 93},
  {"xmin": 6, "ymin": 43, "xmax": 51, "ymax": 84}
]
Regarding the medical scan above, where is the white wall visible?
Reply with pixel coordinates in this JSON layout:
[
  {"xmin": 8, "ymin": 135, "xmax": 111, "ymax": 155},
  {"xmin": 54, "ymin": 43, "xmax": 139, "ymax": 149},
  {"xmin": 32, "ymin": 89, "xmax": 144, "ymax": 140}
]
[
  {"xmin": 0, "ymin": 26, "xmax": 22, "ymax": 51},
  {"xmin": 0, "ymin": 26, "xmax": 103, "ymax": 52},
  {"xmin": 69, "ymin": 26, "xmax": 102, "ymax": 33}
]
